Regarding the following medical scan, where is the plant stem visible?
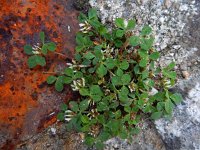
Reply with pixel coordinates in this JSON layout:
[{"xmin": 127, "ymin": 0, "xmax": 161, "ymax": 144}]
[
  {"xmin": 42, "ymin": 71, "xmax": 59, "ymax": 74},
  {"xmin": 54, "ymin": 51, "xmax": 67, "ymax": 57}
]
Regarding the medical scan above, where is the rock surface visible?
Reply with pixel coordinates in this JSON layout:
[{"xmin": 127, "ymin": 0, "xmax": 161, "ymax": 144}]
[
  {"xmin": 104, "ymin": 120, "xmax": 166, "ymax": 150},
  {"xmin": 89, "ymin": 0, "xmax": 200, "ymax": 149}
]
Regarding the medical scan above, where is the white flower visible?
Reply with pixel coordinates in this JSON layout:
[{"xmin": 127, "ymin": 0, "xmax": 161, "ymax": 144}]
[
  {"xmin": 66, "ymin": 63, "xmax": 73, "ymax": 66},
  {"xmin": 32, "ymin": 43, "xmax": 41, "ymax": 55},
  {"xmin": 65, "ymin": 110, "xmax": 72, "ymax": 113},
  {"xmin": 124, "ymin": 20, "xmax": 128, "ymax": 28},
  {"xmin": 79, "ymin": 21, "xmax": 91, "ymax": 33},
  {"xmin": 163, "ymin": 79, "xmax": 171, "ymax": 88},
  {"xmin": 71, "ymin": 78, "xmax": 85, "ymax": 91},
  {"xmin": 32, "ymin": 50, "xmax": 40, "ymax": 55},
  {"xmin": 79, "ymin": 23, "xmax": 85, "ymax": 27},
  {"xmin": 65, "ymin": 118, "xmax": 71, "ymax": 122}
]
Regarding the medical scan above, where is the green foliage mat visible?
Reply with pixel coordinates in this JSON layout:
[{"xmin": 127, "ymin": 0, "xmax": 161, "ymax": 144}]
[{"xmin": 24, "ymin": 8, "xmax": 182, "ymax": 150}]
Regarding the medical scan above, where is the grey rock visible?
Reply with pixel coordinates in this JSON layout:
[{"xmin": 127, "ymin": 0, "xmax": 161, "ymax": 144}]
[
  {"xmin": 104, "ymin": 120, "xmax": 166, "ymax": 150},
  {"xmin": 155, "ymin": 77, "xmax": 200, "ymax": 150}
]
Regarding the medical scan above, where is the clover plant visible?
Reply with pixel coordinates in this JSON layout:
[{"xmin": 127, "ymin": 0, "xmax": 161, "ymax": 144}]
[
  {"xmin": 24, "ymin": 32, "xmax": 56, "ymax": 68},
  {"xmin": 24, "ymin": 8, "xmax": 182, "ymax": 150}
]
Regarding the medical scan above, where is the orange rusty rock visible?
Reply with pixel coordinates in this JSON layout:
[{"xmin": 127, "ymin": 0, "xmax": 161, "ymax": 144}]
[{"xmin": 0, "ymin": 0, "xmax": 79, "ymax": 149}]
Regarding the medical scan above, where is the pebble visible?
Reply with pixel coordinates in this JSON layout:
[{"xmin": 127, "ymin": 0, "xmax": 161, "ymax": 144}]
[
  {"xmin": 182, "ymin": 71, "xmax": 190, "ymax": 79},
  {"xmin": 50, "ymin": 128, "xmax": 56, "ymax": 135},
  {"xmin": 172, "ymin": 45, "xmax": 181, "ymax": 49}
]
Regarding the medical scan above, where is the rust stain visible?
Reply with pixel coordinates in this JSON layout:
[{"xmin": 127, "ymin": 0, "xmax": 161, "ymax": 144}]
[{"xmin": 0, "ymin": 0, "xmax": 79, "ymax": 149}]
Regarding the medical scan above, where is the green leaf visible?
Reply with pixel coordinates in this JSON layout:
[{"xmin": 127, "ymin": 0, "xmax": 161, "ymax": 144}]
[
  {"xmin": 116, "ymin": 29, "xmax": 125, "ymax": 38},
  {"xmin": 64, "ymin": 68, "xmax": 74, "ymax": 77},
  {"xmin": 151, "ymin": 112, "xmax": 162, "ymax": 120},
  {"xmin": 115, "ymin": 110, "xmax": 122, "ymax": 119},
  {"xmin": 36, "ymin": 56, "xmax": 46, "ymax": 66},
  {"xmin": 141, "ymin": 25, "xmax": 152, "ymax": 35},
  {"xmin": 55, "ymin": 76, "xmax": 64, "ymax": 92},
  {"xmin": 88, "ymin": 67, "xmax": 96, "ymax": 73},
  {"xmin": 166, "ymin": 62, "xmax": 176, "ymax": 70},
  {"xmin": 134, "ymin": 64, "xmax": 140, "ymax": 74},
  {"xmin": 109, "ymin": 101, "xmax": 119, "ymax": 109},
  {"xmin": 118, "ymin": 86, "xmax": 129, "ymax": 101},
  {"xmin": 157, "ymin": 102, "xmax": 164, "ymax": 111},
  {"xmin": 78, "ymin": 12, "xmax": 87, "ymax": 22},
  {"xmin": 138, "ymin": 49, "xmax": 148, "ymax": 58},
  {"xmin": 46, "ymin": 76, "xmax": 57, "ymax": 84},
  {"xmin": 149, "ymin": 52, "xmax": 160, "ymax": 60},
  {"xmin": 127, "ymin": 19, "xmax": 136, "ymax": 30},
  {"xmin": 107, "ymin": 120, "xmax": 121, "ymax": 135},
  {"xmin": 89, "ymin": 19, "xmax": 101, "ymax": 29},
  {"xmin": 27, "ymin": 55, "xmax": 37, "ymax": 68},
  {"xmin": 76, "ymin": 33, "xmax": 84, "ymax": 46},
  {"xmin": 81, "ymin": 115, "xmax": 90, "ymax": 123},
  {"xmin": 97, "ymin": 64, "xmax": 107, "ymax": 77},
  {"xmin": 40, "ymin": 31, "xmax": 45, "ymax": 44},
  {"xmin": 75, "ymin": 46, "xmax": 84, "ymax": 52},
  {"xmin": 115, "ymin": 18, "xmax": 125, "ymax": 29},
  {"xmin": 124, "ymin": 106, "xmax": 131, "ymax": 112},
  {"xmin": 119, "ymin": 128, "xmax": 128, "ymax": 139},
  {"xmin": 97, "ymin": 102, "xmax": 108, "ymax": 111},
  {"xmin": 88, "ymin": 8, "xmax": 97, "ymax": 19},
  {"xmin": 99, "ymin": 26, "xmax": 108, "ymax": 35},
  {"xmin": 165, "ymin": 99, "xmax": 173, "ymax": 114},
  {"xmin": 94, "ymin": 47, "xmax": 103, "ymax": 58},
  {"xmin": 27, "ymin": 55, "xmax": 46, "ymax": 68},
  {"xmin": 74, "ymin": 71, "xmax": 83, "ymax": 79},
  {"xmin": 98, "ymin": 131, "xmax": 110, "ymax": 141},
  {"xmin": 140, "ymin": 37, "xmax": 154, "ymax": 51},
  {"xmin": 121, "ymin": 74, "xmax": 131, "ymax": 85},
  {"xmin": 142, "ymin": 70, "xmax": 149, "ymax": 79},
  {"xmin": 24, "ymin": 45, "xmax": 33, "ymax": 55},
  {"xmin": 163, "ymin": 70, "xmax": 176, "ymax": 79},
  {"xmin": 129, "ymin": 36, "xmax": 140, "ymax": 46},
  {"xmin": 120, "ymin": 60, "xmax": 129, "ymax": 70},
  {"xmin": 95, "ymin": 142, "xmax": 104, "ymax": 150},
  {"xmin": 170, "ymin": 93, "xmax": 182, "ymax": 105},
  {"xmin": 41, "ymin": 44, "xmax": 48, "ymax": 55},
  {"xmin": 114, "ymin": 39, "xmax": 123, "ymax": 48},
  {"xmin": 112, "ymin": 76, "xmax": 122, "ymax": 86},
  {"xmin": 75, "ymin": 53, "xmax": 82, "ymax": 61},
  {"xmin": 69, "ymin": 101, "xmax": 79, "ymax": 112},
  {"xmin": 121, "ymin": 86, "xmax": 129, "ymax": 95},
  {"xmin": 139, "ymin": 59, "xmax": 148, "ymax": 67},
  {"xmin": 84, "ymin": 52, "xmax": 95, "ymax": 60},
  {"xmin": 63, "ymin": 76, "xmax": 73, "ymax": 84},
  {"xmin": 57, "ymin": 112, "xmax": 65, "ymax": 121},
  {"xmin": 79, "ymin": 100, "xmax": 89, "ymax": 111},
  {"xmin": 35, "ymin": 55, "xmax": 46, "ymax": 66},
  {"xmin": 60, "ymin": 103, "xmax": 68, "ymax": 111},
  {"xmin": 90, "ymin": 85, "xmax": 103, "ymax": 96},
  {"xmin": 79, "ymin": 88, "xmax": 90, "ymax": 96},
  {"xmin": 91, "ymin": 95, "xmax": 102, "ymax": 102},
  {"xmin": 47, "ymin": 42, "xmax": 56, "ymax": 51},
  {"xmin": 105, "ymin": 58, "xmax": 116, "ymax": 69},
  {"xmin": 138, "ymin": 99, "xmax": 144, "ymax": 106},
  {"xmin": 116, "ymin": 68, "xmax": 123, "ymax": 76},
  {"xmin": 82, "ymin": 59, "xmax": 91, "ymax": 66},
  {"xmin": 85, "ymin": 136, "xmax": 95, "ymax": 147}
]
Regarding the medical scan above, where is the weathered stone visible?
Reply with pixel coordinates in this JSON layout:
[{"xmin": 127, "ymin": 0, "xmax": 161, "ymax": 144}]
[{"xmin": 155, "ymin": 77, "xmax": 200, "ymax": 150}]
